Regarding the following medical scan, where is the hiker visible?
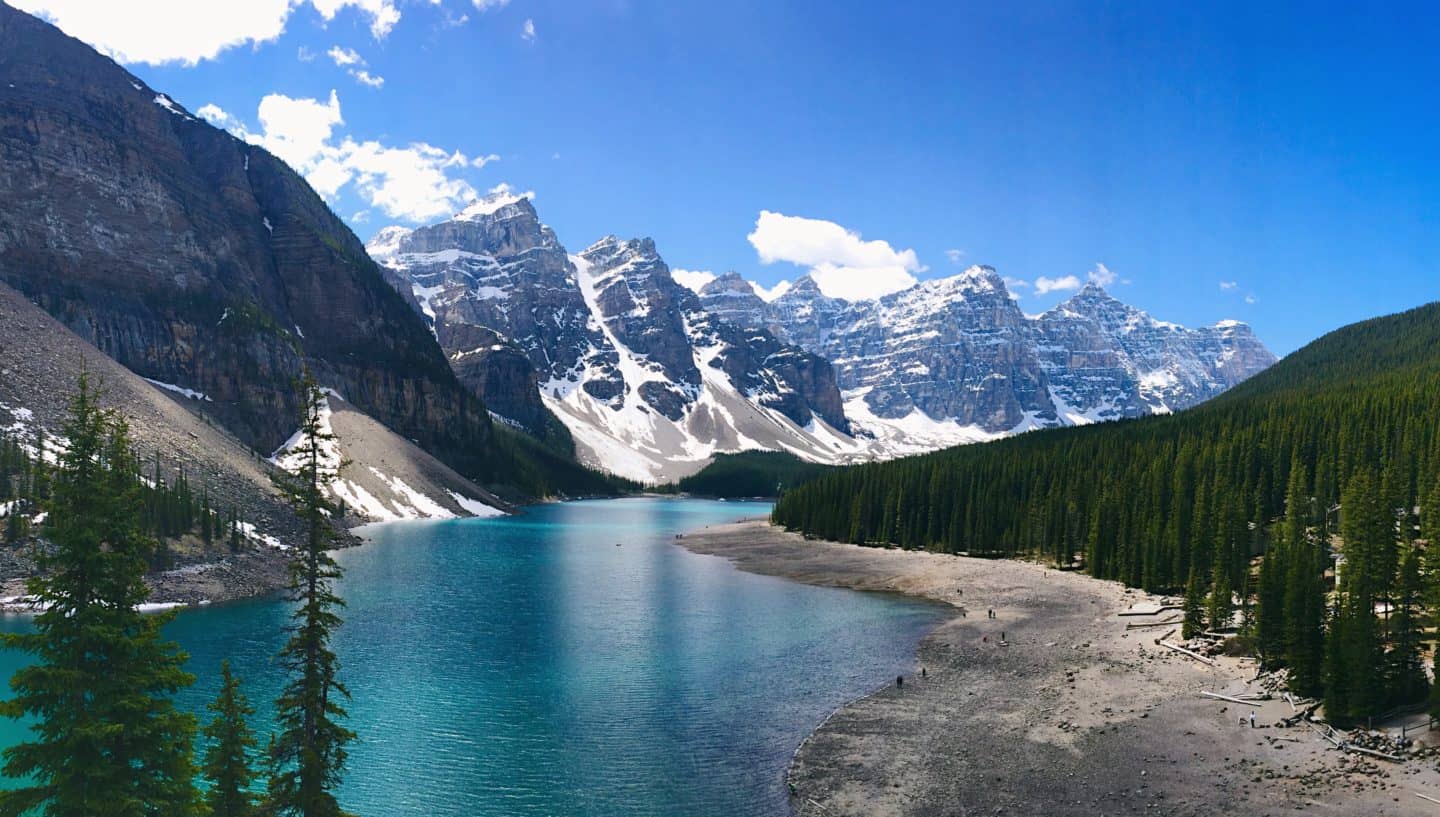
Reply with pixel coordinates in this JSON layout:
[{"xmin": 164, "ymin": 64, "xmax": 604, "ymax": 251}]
[
  {"xmin": 897, "ymin": 675, "xmax": 904, "ymax": 688},
  {"xmin": 1249, "ymin": 711, "xmax": 1257, "ymax": 729},
  {"xmin": 921, "ymin": 667, "xmax": 927, "ymax": 679}
]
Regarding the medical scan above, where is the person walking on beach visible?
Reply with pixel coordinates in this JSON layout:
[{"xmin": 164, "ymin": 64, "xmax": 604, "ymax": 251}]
[{"xmin": 1249, "ymin": 711, "xmax": 1257, "ymax": 729}]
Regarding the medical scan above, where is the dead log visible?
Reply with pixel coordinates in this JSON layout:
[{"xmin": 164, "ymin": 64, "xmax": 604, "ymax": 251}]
[
  {"xmin": 1119, "ymin": 605, "xmax": 1183, "ymax": 617},
  {"xmin": 1200, "ymin": 691, "xmax": 1263, "ymax": 705},
  {"xmin": 1159, "ymin": 640, "xmax": 1217, "ymax": 666},
  {"xmin": 1125, "ymin": 618, "xmax": 1183, "ymax": 630},
  {"xmin": 1347, "ymin": 744, "xmax": 1402, "ymax": 762}
]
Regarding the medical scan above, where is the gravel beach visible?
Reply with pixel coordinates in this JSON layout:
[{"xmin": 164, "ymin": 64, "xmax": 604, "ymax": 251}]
[{"xmin": 680, "ymin": 520, "xmax": 1440, "ymax": 817}]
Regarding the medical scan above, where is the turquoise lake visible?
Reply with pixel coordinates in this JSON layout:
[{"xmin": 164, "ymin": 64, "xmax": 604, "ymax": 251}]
[{"xmin": 0, "ymin": 497, "xmax": 945, "ymax": 816}]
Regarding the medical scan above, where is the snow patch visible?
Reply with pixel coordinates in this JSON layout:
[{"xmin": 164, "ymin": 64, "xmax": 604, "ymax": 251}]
[
  {"xmin": 143, "ymin": 377, "xmax": 212, "ymax": 402},
  {"xmin": 449, "ymin": 491, "xmax": 505, "ymax": 518}
]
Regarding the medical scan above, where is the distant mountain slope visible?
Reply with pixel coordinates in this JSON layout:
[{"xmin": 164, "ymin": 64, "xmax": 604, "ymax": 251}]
[
  {"xmin": 773, "ymin": 300, "xmax": 1440, "ymax": 593},
  {"xmin": 368, "ymin": 194, "xmax": 862, "ymax": 483},
  {"xmin": 0, "ymin": 4, "xmax": 605, "ymax": 499},
  {"xmin": 698, "ymin": 268, "xmax": 1276, "ymax": 452},
  {"xmin": 0, "ymin": 280, "xmax": 300, "ymax": 550},
  {"xmin": 0, "ymin": 282, "xmax": 509, "ymax": 539}
]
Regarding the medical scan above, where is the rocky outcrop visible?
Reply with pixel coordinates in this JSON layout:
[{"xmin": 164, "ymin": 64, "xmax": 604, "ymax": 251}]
[
  {"xmin": 0, "ymin": 4, "xmax": 505, "ymax": 487},
  {"xmin": 438, "ymin": 324, "xmax": 550, "ymax": 433},
  {"xmin": 699, "ymin": 267, "xmax": 1277, "ymax": 444},
  {"xmin": 369, "ymin": 199, "xmax": 856, "ymax": 482},
  {"xmin": 1031, "ymin": 283, "xmax": 1277, "ymax": 419}
]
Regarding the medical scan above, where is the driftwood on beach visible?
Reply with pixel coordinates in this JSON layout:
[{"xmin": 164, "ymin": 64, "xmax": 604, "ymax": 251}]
[
  {"xmin": 1199, "ymin": 691, "xmax": 1266, "ymax": 705},
  {"xmin": 1158, "ymin": 640, "xmax": 1217, "ymax": 666},
  {"xmin": 1125, "ymin": 617, "xmax": 1182, "ymax": 630},
  {"xmin": 1118, "ymin": 605, "xmax": 1183, "ymax": 617}
]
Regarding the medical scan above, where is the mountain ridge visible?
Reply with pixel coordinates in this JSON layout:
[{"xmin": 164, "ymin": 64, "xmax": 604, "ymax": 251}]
[{"xmin": 0, "ymin": 3, "xmax": 619, "ymax": 500}]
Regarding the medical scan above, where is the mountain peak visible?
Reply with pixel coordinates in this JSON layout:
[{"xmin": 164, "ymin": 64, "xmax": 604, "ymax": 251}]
[
  {"xmin": 699, "ymin": 271, "xmax": 757, "ymax": 297},
  {"xmin": 455, "ymin": 187, "xmax": 532, "ymax": 221},
  {"xmin": 365, "ymin": 225, "xmax": 414, "ymax": 263},
  {"xmin": 781, "ymin": 274, "xmax": 835, "ymax": 301},
  {"xmin": 950, "ymin": 264, "xmax": 1007, "ymax": 293}
]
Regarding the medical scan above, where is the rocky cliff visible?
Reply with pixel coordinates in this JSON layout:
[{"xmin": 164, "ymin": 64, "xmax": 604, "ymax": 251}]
[
  {"xmin": 369, "ymin": 195, "xmax": 857, "ymax": 483},
  {"xmin": 0, "ymin": 4, "xmax": 516, "ymax": 489},
  {"xmin": 699, "ymin": 267, "xmax": 1277, "ymax": 454}
]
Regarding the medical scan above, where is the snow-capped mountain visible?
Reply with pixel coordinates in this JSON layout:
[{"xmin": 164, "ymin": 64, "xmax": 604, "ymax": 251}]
[
  {"xmin": 699, "ymin": 267, "xmax": 1276, "ymax": 454},
  {"xmin": 368, "ymin": 194, "xmax": 861, "ymax": 483},
  {"xmin": 371, "ymin": 194, "xmax": 1274, "ymax": 480}
]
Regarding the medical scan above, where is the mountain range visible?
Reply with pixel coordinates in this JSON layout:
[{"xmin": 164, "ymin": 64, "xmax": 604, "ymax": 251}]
[
  {"xmin": 368, "ymin": 195, "xmax": 1275, "ymax": 481},
  {"xmin": 0, "ymin": 0, "xmax": 1276, "ymax": 495}
]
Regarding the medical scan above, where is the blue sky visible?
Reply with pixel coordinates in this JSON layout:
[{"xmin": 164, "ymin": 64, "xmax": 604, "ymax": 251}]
[{"xmin": 16, "ymin": 1, "xmax": 1440, "ymax": 354}]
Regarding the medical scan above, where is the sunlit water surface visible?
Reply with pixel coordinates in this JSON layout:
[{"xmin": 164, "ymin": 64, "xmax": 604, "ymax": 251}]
[{"xmin": 0, "ymin": 498, "xmax": 945, "ymax": 816}]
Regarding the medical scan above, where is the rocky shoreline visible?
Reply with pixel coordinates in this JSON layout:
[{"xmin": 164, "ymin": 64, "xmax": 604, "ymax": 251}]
[{"xmin": 679, "ymin": 520, "xmax": 1440, "ymax": 817}]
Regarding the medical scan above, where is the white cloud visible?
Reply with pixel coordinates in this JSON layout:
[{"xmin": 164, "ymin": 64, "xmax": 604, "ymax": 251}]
[
  {"xmin": 350, "ymin": 210, "xmax": 370, "ymax": 223},
  {"xmin": 473, "ymin": 0, "xmax": 510, "ymax": 9},
  {"xmin": 1004, "ymin": 276, "xmax": 1030, "ymax": 290},
  {"xmin": 325, "ymin": 46, "xmax": 383, "ymax": 88},
  {"xmin": 327, "ymin": 46, "xmax": 363, "ymax": 66},
  {"xmin": 352, "ymin": 69, "xmax": 384, "ymax": 88},
  {"xmin": 1087, "ymin": 263, "xmax": 1118, "ymax": 288},
  {"xmin": 199, "ymin": 91, "xmax": 498, "ymax": 222},
  {"xmin": 945, "ymin": 248, "xmax": 965, "ymax": 265},
  {"xmin": 671, "ymin": 269, "xmax": 716, "ymax": 294},
  {"xmin": 298, "ymin": 45, "xmax": 318, "ymax": 62},
  {"xmin": 753, "ymin": 280, "xmax": 792, "ymax": 302},
  {"xmin": 12, "ymin": 0, "xmax": 400, "ymax": 65},
  {"xmin": 1034, "ymin": 275, "xmax": 1081, "ymax": 296},
  {"xmin": 521, "ymin": 18, "xmax": 536, "ymax": 41},
  {"xmin": 746, "ymin": 211, "xmax": 923, "ymax": 301},
  {"xmin": 1245, "ymin": 294, "xmax": 1257, "ymax": 304},
  {"xmin": 310, "ymin": 0, "xmax": 399, "ymax": 38},
  {"xmin": 1219, "ymin": 280, "xmax": 1238, "ymax": 290}
]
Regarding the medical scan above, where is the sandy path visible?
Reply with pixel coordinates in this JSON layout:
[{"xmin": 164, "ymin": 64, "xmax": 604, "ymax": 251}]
[{"xmin": 680, "ymin": 520, "xmax": 1440, "ymax": 817}]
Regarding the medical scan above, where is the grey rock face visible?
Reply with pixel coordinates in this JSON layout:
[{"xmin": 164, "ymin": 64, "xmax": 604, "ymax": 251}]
[
  {"xmin": 0, "ymin": 4, "xmax": 498, "ymax": 484},
  {"xmin": 1032, "ymin": 283, "xmax": 1277, "ymax": 419},
  {"xmin": 700, "ymin": 267, "xmax": 1276, "ymax": 433},
  {"xmin": 367, "ymin": 195, "xmax": 615, "ymax": 437},
  {"xmin": 368, "ymin": 199, "xmax": 851, "ymax": 479}
]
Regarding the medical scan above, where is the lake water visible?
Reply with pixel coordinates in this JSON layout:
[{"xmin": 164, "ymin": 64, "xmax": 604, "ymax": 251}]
[{"xmin": 0, "ymin": 498, "xmax": 944, "ymax": 816}]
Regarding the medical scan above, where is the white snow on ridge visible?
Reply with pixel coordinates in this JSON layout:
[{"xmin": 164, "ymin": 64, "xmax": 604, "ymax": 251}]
[
  {"xmin": 143, "ymin": 377, "xmax": 213, "ymax": 402},
  {"xmin": 267, "ymin": 392, "xmax": 502, "ymax": 523},
  {"xmin": 456, "ymin": 187, "xmax": 529, "ymax": 221},
  {"xmin": 449, "ymin": 491, "xmax": 505, "ymax": 518},
  {"xmin": 152, "ymin": 94, "xmax": 193, "ymax": 120}
]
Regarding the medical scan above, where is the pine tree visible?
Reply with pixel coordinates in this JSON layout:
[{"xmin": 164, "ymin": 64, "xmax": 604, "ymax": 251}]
[
  {"xmin": 1283, "ymin": 525, "xmax": 1325, "ymax": 698},
  {"xmin": 1386, "ymin": 546, "xmax": 1427, "ymax": 706},
  {"xmin": 1182, "ymin": 568, "xmax": 1206, "ymax": 639},
  {"xmin": 1207, "ymin": 541, "xmax": 1232, "ymax": 632},
  {"xmin": 265, "ymin": 379, "xmax": 356, "ymax": 817},
  {"xmin": 1255, "ymin": 545, "xmax": 1286, "ymax": 665},
  {"xmin": 0, "ymin": 373, "xmax": 203, "ymax": 817},
  {"xmin": 1323, "ymin": 601, "xmax": 1351, "ymax": 725},
  {"xmin": 204, "ymin": 660, "xmax": 259, "ymax": 817}
]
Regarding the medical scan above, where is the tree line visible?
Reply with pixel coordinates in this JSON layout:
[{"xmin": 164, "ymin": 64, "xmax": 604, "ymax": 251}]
[
  {"xmin": 0, "ymin": 374, "xmax": 355, "ymax": 817},
  {"xmin": 1, "ymin": 429, "xmax": 246, "ymax": 555},
  {"xmin": 773, "ymin": 300, "xmax": 1440, "ymax": 726}
]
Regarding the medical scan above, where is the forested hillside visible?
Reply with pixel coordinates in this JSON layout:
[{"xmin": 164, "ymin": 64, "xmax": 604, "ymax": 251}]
[
  {"xmin": 773, "ymin": 301, "xmax": 1440, "ymax": 723},
  {"xmin": 667, "ymin": 451, "xmax": 832, "ymax": 498}
]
